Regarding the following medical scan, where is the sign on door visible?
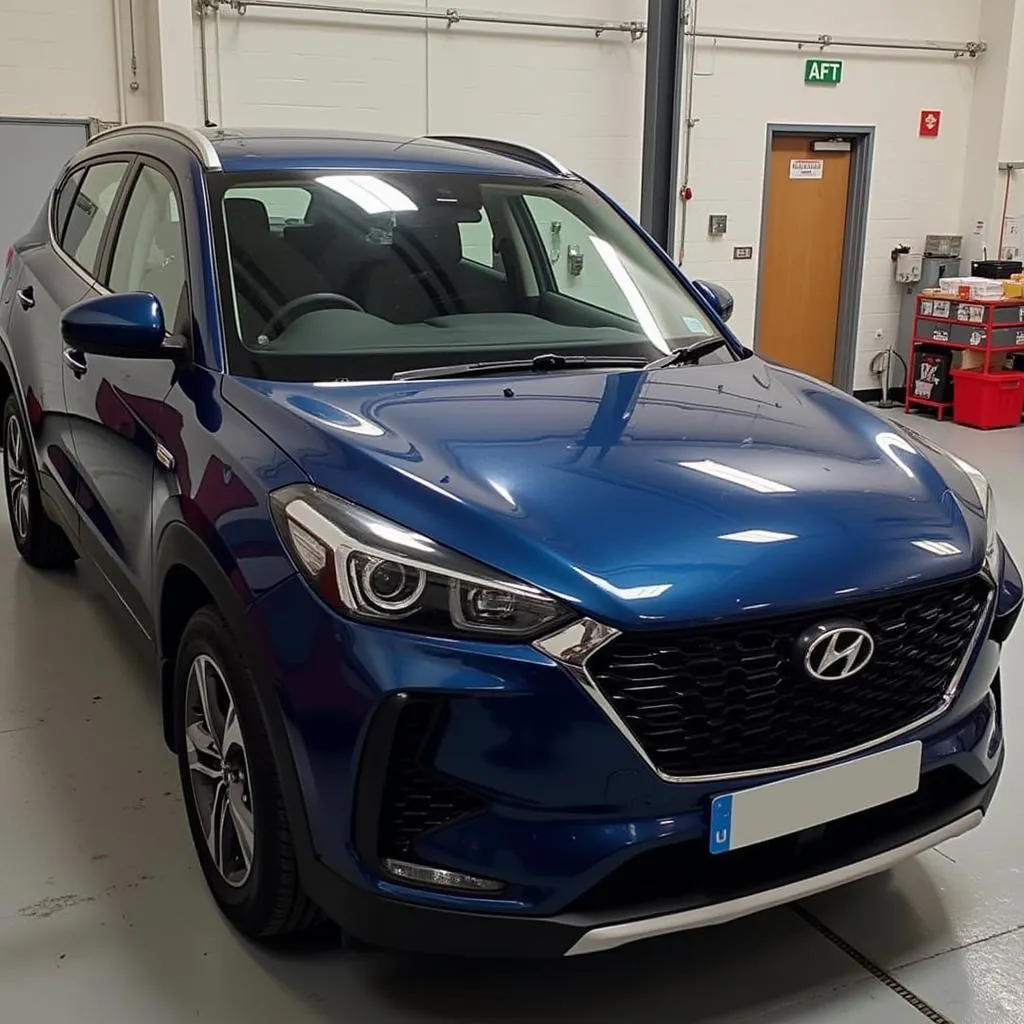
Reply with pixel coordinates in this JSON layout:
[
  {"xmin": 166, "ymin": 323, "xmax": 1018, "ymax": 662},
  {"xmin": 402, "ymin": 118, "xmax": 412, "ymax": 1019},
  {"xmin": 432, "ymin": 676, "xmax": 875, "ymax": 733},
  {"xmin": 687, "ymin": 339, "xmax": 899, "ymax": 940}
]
[{"xmin": 790, "ymin": 159, "xmax": 824, "ymax": 180}]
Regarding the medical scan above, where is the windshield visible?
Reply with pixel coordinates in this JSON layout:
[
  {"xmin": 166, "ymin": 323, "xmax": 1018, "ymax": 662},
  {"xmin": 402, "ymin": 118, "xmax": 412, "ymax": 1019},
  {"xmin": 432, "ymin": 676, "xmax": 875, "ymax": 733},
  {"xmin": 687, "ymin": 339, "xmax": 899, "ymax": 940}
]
[{"xmin": 208, "ymin": 170, "xmax": 736, "ymax": 382}]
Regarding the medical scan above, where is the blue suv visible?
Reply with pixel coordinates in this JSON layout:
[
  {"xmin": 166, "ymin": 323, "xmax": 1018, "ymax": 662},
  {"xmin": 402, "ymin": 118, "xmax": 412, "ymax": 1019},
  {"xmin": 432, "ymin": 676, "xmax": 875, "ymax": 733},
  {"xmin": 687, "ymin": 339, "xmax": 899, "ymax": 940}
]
[{"xmin": 0, "ymin": 123, "xmax": 1018, "ymax": 956}]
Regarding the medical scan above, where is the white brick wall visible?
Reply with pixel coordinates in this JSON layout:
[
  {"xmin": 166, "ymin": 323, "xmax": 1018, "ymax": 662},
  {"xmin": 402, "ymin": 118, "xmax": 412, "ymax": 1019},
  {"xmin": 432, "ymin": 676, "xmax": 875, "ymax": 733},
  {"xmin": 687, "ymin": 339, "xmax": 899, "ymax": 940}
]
[
  {"xmin": 201, "ymin": 0, "xmax": 646, "ymax": 209},
  {"xmin": 679, "ymin": 0, "xmax": 983, "ymax": 390},
  {"xmin": 0, "ymin": 0, "xmax": 152, "ymax": 123},
  {"xmin": 0, "ymin": 0, "xmax": 117, "ymax": 119}
]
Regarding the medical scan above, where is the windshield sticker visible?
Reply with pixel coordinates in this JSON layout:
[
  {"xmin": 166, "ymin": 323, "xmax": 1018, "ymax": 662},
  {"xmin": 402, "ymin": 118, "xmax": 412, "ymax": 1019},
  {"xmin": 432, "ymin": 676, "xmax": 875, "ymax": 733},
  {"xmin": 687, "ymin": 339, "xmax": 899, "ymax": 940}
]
[{"xmin": 682, "ymin": 316, "xmax": 708, "ymax": 334}]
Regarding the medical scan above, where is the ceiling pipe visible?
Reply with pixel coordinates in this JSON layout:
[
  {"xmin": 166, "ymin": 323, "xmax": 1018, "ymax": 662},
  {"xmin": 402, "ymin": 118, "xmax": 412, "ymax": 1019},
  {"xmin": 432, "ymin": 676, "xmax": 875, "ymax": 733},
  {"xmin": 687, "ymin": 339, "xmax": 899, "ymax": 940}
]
[
  {"xmin": 209, "ymin": 1, "xmax": 985, "ymax": 56},
  {"xmin": 215, "ymin": 0, "xmax": 646, "ymax": 38}
]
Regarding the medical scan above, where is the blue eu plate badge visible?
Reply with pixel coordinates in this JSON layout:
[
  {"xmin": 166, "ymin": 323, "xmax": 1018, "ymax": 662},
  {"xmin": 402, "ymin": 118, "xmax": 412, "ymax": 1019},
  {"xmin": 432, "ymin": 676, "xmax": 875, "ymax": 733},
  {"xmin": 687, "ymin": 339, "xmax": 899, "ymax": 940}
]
[{"xmin": 709, "ymin": 794, "xmax": 734, "ymax": 855}]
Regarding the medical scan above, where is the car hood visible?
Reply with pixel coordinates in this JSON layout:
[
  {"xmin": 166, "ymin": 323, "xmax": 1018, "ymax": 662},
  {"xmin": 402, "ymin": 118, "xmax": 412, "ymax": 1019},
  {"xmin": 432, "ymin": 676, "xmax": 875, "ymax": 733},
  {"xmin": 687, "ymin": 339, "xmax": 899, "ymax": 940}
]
[{"xmin": 228, "ymin": 359, "xmax": 985, "ymax": 629}]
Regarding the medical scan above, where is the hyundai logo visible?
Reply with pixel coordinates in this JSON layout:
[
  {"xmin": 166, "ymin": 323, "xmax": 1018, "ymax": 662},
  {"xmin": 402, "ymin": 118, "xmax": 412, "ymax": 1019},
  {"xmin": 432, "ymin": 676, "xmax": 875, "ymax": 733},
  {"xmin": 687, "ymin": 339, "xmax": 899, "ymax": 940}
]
[{"xmin": 800, "ymin": 624, "xmax": 875, "ymax": 681}]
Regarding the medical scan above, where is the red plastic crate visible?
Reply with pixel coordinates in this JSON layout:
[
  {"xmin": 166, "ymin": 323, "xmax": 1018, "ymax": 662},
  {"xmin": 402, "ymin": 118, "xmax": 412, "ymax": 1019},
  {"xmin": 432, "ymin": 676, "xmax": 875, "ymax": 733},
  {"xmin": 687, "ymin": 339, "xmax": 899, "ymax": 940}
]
[{"xmin": 951, "ymin": 368, "xmax": 1024, "ymax": 429}]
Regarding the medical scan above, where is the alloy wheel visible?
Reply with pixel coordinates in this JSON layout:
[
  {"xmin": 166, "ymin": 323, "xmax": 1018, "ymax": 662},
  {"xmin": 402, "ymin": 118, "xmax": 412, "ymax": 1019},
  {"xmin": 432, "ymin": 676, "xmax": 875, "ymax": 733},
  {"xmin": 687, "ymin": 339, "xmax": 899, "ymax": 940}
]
[
  {"xmin": 5, "ymin": 413, "xmax": 30, "ymax": 544},
  {"xmin": 184, "ymin": 654, "xmax": 256, "ymax": 888}
]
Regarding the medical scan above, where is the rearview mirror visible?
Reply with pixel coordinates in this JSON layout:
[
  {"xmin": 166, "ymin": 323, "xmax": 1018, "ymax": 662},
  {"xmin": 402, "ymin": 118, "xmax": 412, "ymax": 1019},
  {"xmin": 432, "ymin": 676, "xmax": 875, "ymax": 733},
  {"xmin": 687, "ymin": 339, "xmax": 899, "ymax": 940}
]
[
  {"xmin": 693, "ymin": 280, "xmax": 735, "ymax": 323},
  {"xmin": 61, "ymin": 292, "xmax": 176, "ymax": 359}
]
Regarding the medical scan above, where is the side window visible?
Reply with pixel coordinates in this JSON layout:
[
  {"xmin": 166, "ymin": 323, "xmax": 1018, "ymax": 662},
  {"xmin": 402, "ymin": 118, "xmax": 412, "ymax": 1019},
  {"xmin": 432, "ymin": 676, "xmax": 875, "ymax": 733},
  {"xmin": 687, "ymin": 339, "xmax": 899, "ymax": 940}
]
[
  {"xmin": 458, "ymin": 209, "xmax": 497, "ymax": 269},
  {"xmin": 62, "ymin": 162, "xmax": 130, "ymax": 276},
  {"xmin": 108, "ymin": 165, "xmax": 186, "ymax": 326},
  {"xmin": 521, "ymin": 195, "xmax": 633, "ymax": 319},
  {"xmin": 53, "ymin": 170, "xmax": 84, "ymax": 244}
]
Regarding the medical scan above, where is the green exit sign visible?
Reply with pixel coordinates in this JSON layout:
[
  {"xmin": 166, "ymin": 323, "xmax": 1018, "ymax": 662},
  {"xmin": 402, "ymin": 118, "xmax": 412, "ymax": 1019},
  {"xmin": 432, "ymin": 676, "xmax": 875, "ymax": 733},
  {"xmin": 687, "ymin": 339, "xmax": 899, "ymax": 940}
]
[{"xmin": 805, "ymin": 58, "xmax": 843, "ymax": 85}]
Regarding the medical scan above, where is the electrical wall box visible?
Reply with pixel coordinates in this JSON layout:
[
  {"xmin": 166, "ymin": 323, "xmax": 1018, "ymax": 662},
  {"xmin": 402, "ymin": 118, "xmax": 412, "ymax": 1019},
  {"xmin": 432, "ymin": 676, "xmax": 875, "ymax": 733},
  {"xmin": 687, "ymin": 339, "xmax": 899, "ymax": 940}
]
[
  {"xmin": 896, "ymin": 252, "xmax": 923, "ymax": 284},
  {"xmin": 708, "ymin": 214, "xmax": 728, "ymax": 236}
]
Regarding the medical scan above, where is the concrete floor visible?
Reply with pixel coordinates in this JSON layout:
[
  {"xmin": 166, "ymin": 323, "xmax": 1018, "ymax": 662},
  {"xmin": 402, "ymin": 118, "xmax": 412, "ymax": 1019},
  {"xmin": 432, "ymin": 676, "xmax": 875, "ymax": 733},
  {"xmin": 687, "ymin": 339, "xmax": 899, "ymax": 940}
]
[{"xmin": 1, "ymin": 408, "xmax": 1022, "ymax": 1023}]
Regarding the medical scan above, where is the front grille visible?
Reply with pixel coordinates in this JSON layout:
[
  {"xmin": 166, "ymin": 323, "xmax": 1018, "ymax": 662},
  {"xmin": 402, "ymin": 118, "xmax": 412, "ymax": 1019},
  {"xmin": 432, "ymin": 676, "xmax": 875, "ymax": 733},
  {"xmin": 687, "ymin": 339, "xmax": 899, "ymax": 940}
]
[
  {"xmin": 587, "ymin": 576, "xmax": 990, "ymax": 779},
  {"xmin": 377, "ymin": 698, "xmax": 487, "ymax": 860}
]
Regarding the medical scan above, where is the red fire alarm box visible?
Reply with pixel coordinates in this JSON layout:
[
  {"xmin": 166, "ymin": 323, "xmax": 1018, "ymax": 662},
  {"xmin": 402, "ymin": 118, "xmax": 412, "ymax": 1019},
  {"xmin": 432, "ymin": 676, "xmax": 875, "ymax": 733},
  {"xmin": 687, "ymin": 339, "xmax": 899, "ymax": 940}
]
[{"xmin": 919, "ymin": 110, "xmax": 941, "ymax": 137}]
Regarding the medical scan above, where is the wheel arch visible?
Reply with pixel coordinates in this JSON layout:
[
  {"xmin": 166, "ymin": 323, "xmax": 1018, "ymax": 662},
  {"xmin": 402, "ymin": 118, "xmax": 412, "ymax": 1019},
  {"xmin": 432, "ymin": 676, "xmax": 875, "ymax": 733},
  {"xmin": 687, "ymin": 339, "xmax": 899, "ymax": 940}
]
[
  {"xmin": 0, "ymin": 329, "xmax": 21, "ymax": 416},
  {"xmin": 156, "ymin": 520, "xmax": 254, "ymax": 750},
  {"xmin": 155, "ymin": 519, "xmax": 318, "ymax": 870}
]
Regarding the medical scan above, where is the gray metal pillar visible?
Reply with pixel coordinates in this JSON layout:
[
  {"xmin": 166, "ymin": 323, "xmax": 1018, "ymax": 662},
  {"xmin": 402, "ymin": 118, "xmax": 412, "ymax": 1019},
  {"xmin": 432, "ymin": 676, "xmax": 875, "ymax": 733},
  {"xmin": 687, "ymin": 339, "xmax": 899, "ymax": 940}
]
[{"xmin": 640, "ymin": 0, "xmax": 684, "ymax": 254}]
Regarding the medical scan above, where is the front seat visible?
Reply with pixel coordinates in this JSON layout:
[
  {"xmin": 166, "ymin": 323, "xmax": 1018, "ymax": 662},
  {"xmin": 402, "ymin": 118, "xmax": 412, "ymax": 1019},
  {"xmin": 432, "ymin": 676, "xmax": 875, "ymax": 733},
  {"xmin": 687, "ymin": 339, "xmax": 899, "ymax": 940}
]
[
  {"xmin": 225, "ymin": 197, "xmax": 330, "ymax": 311},
  {"xmin": 359, "ymin": 223, "xmax": 466, "ymax": 323}
]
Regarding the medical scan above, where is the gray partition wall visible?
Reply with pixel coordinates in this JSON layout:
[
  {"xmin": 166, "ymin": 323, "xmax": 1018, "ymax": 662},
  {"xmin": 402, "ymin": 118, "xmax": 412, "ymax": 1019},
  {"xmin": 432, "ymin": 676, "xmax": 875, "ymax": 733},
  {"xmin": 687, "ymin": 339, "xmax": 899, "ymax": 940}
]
[{"xmin": 0, "ymin": 117, "xmax": 91, "ymax": 252}]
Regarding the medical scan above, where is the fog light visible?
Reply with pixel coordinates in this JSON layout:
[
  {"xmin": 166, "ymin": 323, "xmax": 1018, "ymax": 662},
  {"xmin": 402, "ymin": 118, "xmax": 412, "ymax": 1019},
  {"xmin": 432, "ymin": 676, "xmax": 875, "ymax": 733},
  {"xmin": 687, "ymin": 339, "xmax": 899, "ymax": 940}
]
[{"xmin": 382, "ymin": 858, "xmax": 504, "ymax": 893}]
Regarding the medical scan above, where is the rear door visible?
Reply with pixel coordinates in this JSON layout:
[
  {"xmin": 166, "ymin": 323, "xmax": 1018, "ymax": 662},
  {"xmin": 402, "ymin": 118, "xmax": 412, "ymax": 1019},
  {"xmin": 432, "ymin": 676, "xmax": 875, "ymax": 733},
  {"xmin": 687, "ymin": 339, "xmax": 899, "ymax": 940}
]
[{"xmin": 5, "ymin": 159, "xmax": 131, "ymax": 534}]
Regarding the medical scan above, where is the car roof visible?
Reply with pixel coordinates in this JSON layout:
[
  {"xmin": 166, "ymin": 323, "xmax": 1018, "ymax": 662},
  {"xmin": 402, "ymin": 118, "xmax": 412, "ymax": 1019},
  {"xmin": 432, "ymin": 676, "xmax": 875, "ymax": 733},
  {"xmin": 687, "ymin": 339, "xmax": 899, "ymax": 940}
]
[{"xmin": 84, "ymin": 122, "xmax": 572, "ymax": 179}]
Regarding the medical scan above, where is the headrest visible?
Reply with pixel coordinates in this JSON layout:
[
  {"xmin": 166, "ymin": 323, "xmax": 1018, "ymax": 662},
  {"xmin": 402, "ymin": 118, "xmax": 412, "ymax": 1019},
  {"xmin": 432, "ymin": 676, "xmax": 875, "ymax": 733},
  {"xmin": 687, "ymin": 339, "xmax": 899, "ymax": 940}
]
[
  {"xmin": 154, "ymin": 221, "xmax": 182, "ymax": 257},
  {"xmin": 225, "ymin": 197, "xmax": 270, "ymax": 242}
]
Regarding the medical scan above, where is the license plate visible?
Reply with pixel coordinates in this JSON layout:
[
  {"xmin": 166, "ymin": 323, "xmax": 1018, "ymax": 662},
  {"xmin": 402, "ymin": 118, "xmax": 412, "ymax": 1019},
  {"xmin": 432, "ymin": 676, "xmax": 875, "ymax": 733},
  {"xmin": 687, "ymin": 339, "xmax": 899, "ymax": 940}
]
[{"xmin": 709, "ymin": 742, "xmax": 922, "ymax": 855}]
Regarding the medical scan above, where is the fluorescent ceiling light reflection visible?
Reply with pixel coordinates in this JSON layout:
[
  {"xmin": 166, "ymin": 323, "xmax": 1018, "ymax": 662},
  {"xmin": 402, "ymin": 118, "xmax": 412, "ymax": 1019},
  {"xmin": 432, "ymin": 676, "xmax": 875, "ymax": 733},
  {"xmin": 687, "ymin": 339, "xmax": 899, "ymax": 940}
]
[
  {"xmin": 366, "ymin": 521, "xmax": 435, "ymax": 553},
  {"xmin": 875, "ymin": 431, "xmax": 917, "ymax": 479},
  {"xmin": 719, "ymin": 529, "xmax": 798, "ymax": 544},
  {"xmin": 590, "ymin": 235, "xmax": 669, "ymax": 353},
  {"xmin": 913, "ymin": 540, "xmax": 962, "ymax": 556},
  {"xmin": 316, "ymin": 175, "xmax": 418, "ymax": 214},
  {"xmin": 576, "ymin": 568, "xmax": 671, "ymax": 601},
  {"xmin": 487, "ymin": 479, "xmax": 517, "ymax": 508},
  {"xmin": 680, "ymin": 460, "xmax": 795, "ymax": 494}
]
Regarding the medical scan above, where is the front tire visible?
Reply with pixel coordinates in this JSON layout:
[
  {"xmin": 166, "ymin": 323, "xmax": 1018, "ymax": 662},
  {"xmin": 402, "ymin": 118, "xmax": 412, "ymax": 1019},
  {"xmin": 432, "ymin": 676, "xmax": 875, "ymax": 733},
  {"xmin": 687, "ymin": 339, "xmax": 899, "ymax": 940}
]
[
  {"xmin": 174, "ymin": 605, "xmax": 323, "ymax": 939},
  {"xmin": 2, "ymin": 394, "xmax": 77, "ymax": 568}
]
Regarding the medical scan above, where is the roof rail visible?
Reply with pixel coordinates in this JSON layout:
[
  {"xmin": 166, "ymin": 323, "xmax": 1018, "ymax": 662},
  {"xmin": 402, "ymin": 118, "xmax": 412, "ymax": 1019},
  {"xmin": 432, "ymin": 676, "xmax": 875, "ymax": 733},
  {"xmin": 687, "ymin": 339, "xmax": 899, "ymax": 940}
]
[
  {"xmin": 426, "ymin": 135, "xmax": 573, "ymax": 177},
  {"xmin": 87, "ymin": 122, "xmax": 222, "ymax": 171}
]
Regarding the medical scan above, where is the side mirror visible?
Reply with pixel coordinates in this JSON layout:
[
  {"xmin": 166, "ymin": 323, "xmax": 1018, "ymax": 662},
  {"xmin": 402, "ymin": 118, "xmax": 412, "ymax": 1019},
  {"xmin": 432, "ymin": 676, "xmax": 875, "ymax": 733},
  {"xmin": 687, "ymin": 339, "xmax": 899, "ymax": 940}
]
[
  {"xmin": 693, "ymin": 280, "xmax": 735, "ymax": 323},
  {"xmin": 61, "ymin": 292, "xmax": 178, "ymax": 359}
]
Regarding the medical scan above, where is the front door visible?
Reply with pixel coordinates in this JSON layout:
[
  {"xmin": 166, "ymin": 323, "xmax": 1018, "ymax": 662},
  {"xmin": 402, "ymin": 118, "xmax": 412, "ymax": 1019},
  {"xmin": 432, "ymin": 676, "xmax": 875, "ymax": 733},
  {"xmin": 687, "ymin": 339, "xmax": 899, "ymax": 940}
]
[
  {"xmin": 757, "ymin": 135, "xmax": 852, "ymax": 383},
  {"xmin": 9, "ymin": 159, "xmax": 131, "ymax": 533},
  {"xmin": 63, "ymin": 160, "xmax": 185, "ymax": 631}
]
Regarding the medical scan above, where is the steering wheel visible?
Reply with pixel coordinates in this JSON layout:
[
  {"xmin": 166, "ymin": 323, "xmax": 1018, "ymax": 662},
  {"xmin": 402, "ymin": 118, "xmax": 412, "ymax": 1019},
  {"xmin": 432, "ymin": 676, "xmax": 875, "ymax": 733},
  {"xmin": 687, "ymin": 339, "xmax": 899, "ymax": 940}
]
[{"xmin": 263, "ymin": 292, "xmax": 365, "ymax": 340}]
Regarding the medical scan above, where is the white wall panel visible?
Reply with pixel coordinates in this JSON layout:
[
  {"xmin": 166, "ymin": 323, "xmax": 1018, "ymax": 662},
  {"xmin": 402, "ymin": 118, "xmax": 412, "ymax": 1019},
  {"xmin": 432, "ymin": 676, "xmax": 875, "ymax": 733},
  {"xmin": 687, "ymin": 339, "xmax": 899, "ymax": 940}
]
[
  {"xmin": 0, "ymin": 0, "xmax": 153, "ymax": 123},
  {"xmin": 0, "ymin": 0, "xmax": 119, "ymax": 120},
  {"xmin": 202, "ymin": 1, "xmax": 646, "ymax": 209},
  {"xmin": 209, "ymin": 5, "xmax": 429, "ymax": 137},
  {"xmin": 424, "ymin": 0, "xmax": 645, "ymax": 210}
]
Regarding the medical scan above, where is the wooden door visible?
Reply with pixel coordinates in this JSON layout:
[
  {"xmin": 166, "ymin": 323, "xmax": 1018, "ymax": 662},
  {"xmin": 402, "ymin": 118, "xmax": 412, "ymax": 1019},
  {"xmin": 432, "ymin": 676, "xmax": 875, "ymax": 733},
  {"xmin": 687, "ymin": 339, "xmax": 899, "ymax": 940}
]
[{"xmin": 757, "ymin": 136, "xmax": 852, "ymax": 382}]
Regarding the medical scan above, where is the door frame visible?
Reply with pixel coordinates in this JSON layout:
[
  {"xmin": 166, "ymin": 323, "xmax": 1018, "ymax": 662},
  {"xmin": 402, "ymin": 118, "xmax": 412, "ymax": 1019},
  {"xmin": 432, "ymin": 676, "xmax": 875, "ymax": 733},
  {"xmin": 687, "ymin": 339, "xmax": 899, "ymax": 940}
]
[{"xmin": 754, "ymin": 124, "xmax": 875, "ymax": 393}]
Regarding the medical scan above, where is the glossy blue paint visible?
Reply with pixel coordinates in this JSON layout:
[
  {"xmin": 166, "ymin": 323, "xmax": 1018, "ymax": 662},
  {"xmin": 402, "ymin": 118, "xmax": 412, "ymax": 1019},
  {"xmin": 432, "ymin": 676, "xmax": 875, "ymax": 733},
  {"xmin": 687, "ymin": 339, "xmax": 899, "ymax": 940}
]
[
  {"xmin": 0, "ymin": 123, "xmax": 1014, "ymax": 954},
  {"xmin": 61, "ymin": 291, "xmax": 167, "ymax": 356},
  {"xmin": 232, "ymin": 362, "xmax": 987, "ymax": 628}
]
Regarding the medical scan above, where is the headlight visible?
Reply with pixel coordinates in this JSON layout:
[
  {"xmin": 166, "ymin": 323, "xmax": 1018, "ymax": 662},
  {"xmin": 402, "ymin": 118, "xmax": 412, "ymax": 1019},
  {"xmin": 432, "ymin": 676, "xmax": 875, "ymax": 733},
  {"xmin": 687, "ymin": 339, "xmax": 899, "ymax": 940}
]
[
  {"xmin": 900, "ymin": 426, "xmax": 1000, "ymax": 578},
  {"xmin": 269, "ymin": 484, "xmax": 576, "ymax": 639},
  {"xmin": 948, "ymin": 455, "xmax": 1000, "ymax": 579}
]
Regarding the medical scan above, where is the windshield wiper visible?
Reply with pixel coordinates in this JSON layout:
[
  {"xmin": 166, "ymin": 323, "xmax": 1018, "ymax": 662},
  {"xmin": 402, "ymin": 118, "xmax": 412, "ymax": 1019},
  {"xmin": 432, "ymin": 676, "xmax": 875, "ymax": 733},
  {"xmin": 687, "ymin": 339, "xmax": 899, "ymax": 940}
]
[
  {"xmin": 645, "ymin": 336, "xmax": 728, "ymax": 370},
  {"xmin": 393, "ymin": 353, "xmax": 649, "ymax": 381}
]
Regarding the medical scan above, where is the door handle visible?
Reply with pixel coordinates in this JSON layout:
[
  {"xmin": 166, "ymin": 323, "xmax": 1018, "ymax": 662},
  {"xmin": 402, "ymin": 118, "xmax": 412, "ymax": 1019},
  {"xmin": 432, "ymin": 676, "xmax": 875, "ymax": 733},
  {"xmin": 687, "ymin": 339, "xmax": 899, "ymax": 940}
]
[
  {"xmin": 62, "ymin": 348, "xmax": 88, "ymax": 377},
  {"xmin": 16, "ymin": 286, "xmax": 34, "ymax": 311}
]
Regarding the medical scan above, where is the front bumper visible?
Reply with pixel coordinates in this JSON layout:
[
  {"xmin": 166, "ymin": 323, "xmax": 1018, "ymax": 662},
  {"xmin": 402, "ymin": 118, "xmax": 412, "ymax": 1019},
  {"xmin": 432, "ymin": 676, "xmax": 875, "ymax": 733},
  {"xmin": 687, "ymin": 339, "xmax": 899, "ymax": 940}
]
[
  {"xmin": 307, "ymin": 761, "xmax": 1000, "ymax": 957},
  {"xmin": 253, "ymin": 567, "xmax": 1008, "ymax": 957}
]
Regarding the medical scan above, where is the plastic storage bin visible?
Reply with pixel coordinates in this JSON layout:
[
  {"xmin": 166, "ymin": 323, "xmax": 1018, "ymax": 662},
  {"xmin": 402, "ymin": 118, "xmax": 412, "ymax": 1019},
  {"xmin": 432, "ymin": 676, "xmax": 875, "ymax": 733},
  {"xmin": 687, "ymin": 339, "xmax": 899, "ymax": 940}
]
[
  {"xmin": 971, "ymin": 259, "xmax": 1024, "ymax": 279},
  {"xmin": 951, "ymin": 368, "xmax": 1024, "ymax": 429}
]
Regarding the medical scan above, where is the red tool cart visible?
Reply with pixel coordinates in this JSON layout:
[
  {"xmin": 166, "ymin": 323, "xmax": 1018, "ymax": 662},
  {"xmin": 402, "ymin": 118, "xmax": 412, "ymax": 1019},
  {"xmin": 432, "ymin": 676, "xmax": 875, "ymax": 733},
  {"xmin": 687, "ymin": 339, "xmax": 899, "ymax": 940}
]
[{"xmin": 905, "ymin": 291, "xmax": 1024, "ymax": 428}]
